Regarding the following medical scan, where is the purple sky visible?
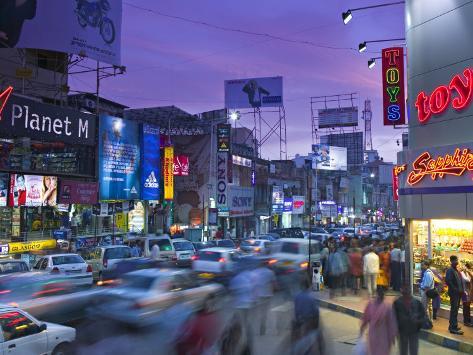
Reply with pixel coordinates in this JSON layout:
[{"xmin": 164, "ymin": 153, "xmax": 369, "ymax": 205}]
[{"xmin": 70, "ymin": 0, "xmax": 406, "ymax": 162}]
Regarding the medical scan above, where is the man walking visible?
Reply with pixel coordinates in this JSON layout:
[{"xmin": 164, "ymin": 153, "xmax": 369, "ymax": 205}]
[
  {"xmin": 363, "ymin": 247, "xmax": 380, "ymax": 298},
  {"xmin": 390, "ymin": 243, "xmax": 402, "ymax": 291},
  {"xmin": 446, "ymin": 255, "xmax": 464, "ymax": 335},
  {"xmin": 393, "ymin": 284, "xmax": 426, "ymax": 355},
  {"xmin": 420, "ymin": 260, "xmax": 434, "ymax": 329}
]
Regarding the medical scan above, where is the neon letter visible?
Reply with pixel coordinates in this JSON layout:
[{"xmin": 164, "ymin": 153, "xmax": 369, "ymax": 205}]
[
  {"xmin": 387, "ymin": 86, "xmax": 400, "ymax": 102},
  {"xmin": 387, "ymin": 105, "xmax": 400, "ymax": 121},
  {"xmin": 384, "ymin": 49, "xmax": 401, "ymax": 66},
  {"xmin": 449, "ymin": 68, "xmax": 473, "ymax": 110},
  {"xmin": 415, "ymin": 91, "xmax": 431, "ymax": 123},
  {"xmin": 386, "ymin": 68, "xmax": 400, "ymax": 84},
  {"xmin": 429, "ymin": 85, "xmax": 450, "ymax": 114}
]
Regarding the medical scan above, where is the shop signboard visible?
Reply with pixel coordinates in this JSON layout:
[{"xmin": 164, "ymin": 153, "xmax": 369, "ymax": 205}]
[
  {"xmin": 225, "ymin": 76, "xmax": 283, "ymax": 109},
  {"xmin": 173, "ymin": 155, "xmax": 189, "ymax": 176},
  {"xmin": 283, "ymin": 198, "xmax": 293, "ymax": 213},
  {"xmin": 217, "ymin": 124, "xmax": 231, "ymax": 152},
  {"xmin": 392, "ymin": 165, "xmax": 406, "ymax": 202},
  {"xmin": 382, "ymin": 47, "xmax": 406, "ymax": 125},
  {"xmin": 292, "ymin": 196, "xmax": 305, "ymax": 214},
  {"xmin": 208, "ymin": 208, "xmax": 218, "ymax": 225},
  {"xmin": 8, "ymin": 174, "xmax": 57, "ymax": 206},
  {"xmin": 0, "ymin": 245, "xmax": 8, "ymax": 255},
  {"xmin": 8, "ymin": 239, "xmax": 56, "ymax": 254},
  {"xmin": 0, "ymin": 0, "xmax": 122, "ymax": 65},
  {"xmin": 75, "ymin": 237, "xmax": 96, "ymax": 250},
  {"xmin": 232, "ymin": 155, "xmax": 252, "ymax": 168},
  {"xmin": 163, "ymin": 146, "xmax": 174, "ymax": 200},
  {"xmin": 58, "ymin": 180, "xmax": 98, "ymax": 204},
  {"xmin": 0, "ymin": 173, "xmax": 8, "ymax": 207},
  {"xmin": 272, "ymin": 185, "xmax": 284, "ymax": 204},
  {"xmin": 312, "ymin": 145, "xmax": 347, "ymax": 171},
  {"xmin": 141, "ymin": 124, "xmax": 160, "ymax": 201},
  {"xmin": 272, "ymin": 204, "xmax": 283, "ymax": 214},
  {"xmin": 98, "ymin": 115, "xmax": 140, "ymax": 200},
  {"xmin": 318, "ymin": 107, "xmax": 358, "ymax": 128},
  {"xmin": 228, "ymin": 186, "xmax": 254, "ymax": 217},
  {"xmin": 217, "ymin": 152, "xmax": 229, "ymax": 216},
  {"xmin": 0, "ymin": 90, "xmax": 96, "ymax": 145}
]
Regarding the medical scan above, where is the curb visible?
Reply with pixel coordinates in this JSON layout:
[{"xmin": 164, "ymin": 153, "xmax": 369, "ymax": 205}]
[{"xmin": 317, "ymin": 299, "xmax": 473, "ymax": 354}]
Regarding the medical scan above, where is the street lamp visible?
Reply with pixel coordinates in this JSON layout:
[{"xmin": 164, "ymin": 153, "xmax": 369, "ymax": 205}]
[
  {"xmin": 368, "ymin": 58, "xmax": 376, "ymax": 69},
  {"xmin": 358, "ymin": 38, "xmax": 406, "ymax": 53},
  {"xmin": 229, "ymin": 111, "xmax": 240, "ymax": 121},
  {"xmin": 342, "ymin": 1, "xmax": 405, "ymax": 25},
  {"xmin": 370, "ymin": 173, "xmax": 375, "ymax": 178}
]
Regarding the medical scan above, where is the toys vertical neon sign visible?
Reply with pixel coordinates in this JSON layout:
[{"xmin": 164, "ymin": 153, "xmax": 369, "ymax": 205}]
[{"xmin": 382, "ymin": 47, "xmax": 406, "ymax": 125}]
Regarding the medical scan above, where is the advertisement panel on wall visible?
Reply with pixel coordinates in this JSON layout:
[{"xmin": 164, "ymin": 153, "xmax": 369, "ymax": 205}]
[
  {"xmin": 98, "ymin": 115, "xmax": 140, "ymax": 200},
  {"xmin": 228, "ymin": 186, "xmax": 254, "ymax": 217},
  {"xmin": 163, "ymin": 146, "xmax": 174, "ymax": 200},
  {"xmin": 0, "ymin": 173, "xmax": 8, "ymax": 207},
  {"xmin": 0, "ymin": 92, "xmax": 96, "ymax": 145},
  {"xmin": 58, "ymin": 180, "xmax": 98, "ymax": 204},
  {"xmin": 318, "ymin": 107, "xmax": 358, "ymax": 128},
  {"xmin": 0, "ymin": 0, "xmax": 122, "ymax": 65},
  {"xmin": 217, "ymin": 152, "xmax": 229, "ymax": 216},
  {"xmin": 292, "ymin": 196, "xmax": 305, "ymax": 214},
  {"xmin": 141, "ymin": 124, "xmax": 160, "ymax": 201},
  {"xmin": 312, "ymin": 145, "xmax": 347, "ymax": 171},
  {"xmin": 272, "ymin": 185, "xmax": 284, "ymax": 204},
  {"xmin": 283, "ymin": 198, "xmax": 293, "ymax": 213},
  {"xmin": 173, "ymin": 155, "xmax": 189, "ymax": 176},
  {"xmin": 382, "ymin": 47, "xmax": 406, "ymax": 125},
  {"xmin": 225, "ymin": 76, "xmax": 283, "ymax": 109},
  {"xmin": 8, "ymin": 174, "xmax": 57, "ymax": 206},
  {"xmin": 217, "ymin": 124, "xmax": 231, "ymax": 152}
]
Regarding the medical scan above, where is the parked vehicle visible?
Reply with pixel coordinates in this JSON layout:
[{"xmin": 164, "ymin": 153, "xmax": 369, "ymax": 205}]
[
  {"xmin": 79, "ymin": 245, "xmax": 133, "ymax": 282},
  {"xmin": 171, "ymin": 239, "xmax": 196, "ymax": 266},
  {"xmin": 88, "ymin": 269, "xmax": 223, "ymax": 327},
  {"xmin": 32, "ymin": 254, "xmax": 93, "ymax": 287},
  {"xmin": 0, "ymin": 305, "xmax": 75, "ymax": 354},
  {"xmin": 0, "ymin": 259, "xmax": 29, "ymax": 274}
]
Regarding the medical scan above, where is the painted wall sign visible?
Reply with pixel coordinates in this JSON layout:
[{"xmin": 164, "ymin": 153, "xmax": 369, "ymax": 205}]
[
  {"xmin": 415, "ymin": 68, "xmax": 473, "ymax": 124},
  {"xmin": 382, "ymin": 47, "xmax": 406, "ymax": 125},
  {"xmin": 163, "ymin": 146, "xmax": 174, "ymax": 200},
  {"xmin": 0, "ymin": 91, "xmax": 96, "ymax": 145},
  {"xmin": 217, "ymin": 152, "xmax": 229, "ymax": 216}
]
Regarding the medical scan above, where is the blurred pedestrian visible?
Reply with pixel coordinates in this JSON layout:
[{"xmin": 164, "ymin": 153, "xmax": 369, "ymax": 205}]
[
  {"xmin": 446, "ymin": 255, "xmax": 464, "ymax": 334},
  {"xmin": 420, "ymin": 260, "xmax": 434, "ymax": 329},
  {"xmin": 431, "ymin": 270, "xmax": 443, "ymax": 320},
  {"xmin": 130, "ymin": 242, "xmax": 140, "ymax": 257},
  {"xmin": 400, "ymin": 245, "xmax": 406, "ymax": 284},
  {"xmin": 253, "ymin": 261, "xmax": 276, "ymax": 335},
  {"xmin": 71, "ymin": 212, "xmax": 79, "ymax": 237},
  {"xmin": 348, "ymin": 241, "xmax": 363, "ymax": 295},
  {"xmin": 390, "ymin": 243, "xmax": 402, "ymax": 291},
  {"xmin": 393, "ymin": 284, "xmax": 425, "ymax": 355},
  {"xmin": 151, "ymin": 243, "xmax": 160, "ymax": 260},
  {"xmin": 363, "ymin": 247, "xmax": 380, "ymax": 298},
  {"xmin": 461, "ymin": 262, "xmax": 473, "ymax": 327},
  {"xmin": 328, "ymin": 246, "xmax": 345, "ymax": 297},
  {"xmin": 215, "ymin": 227, "xmax": 223, "ymax": 240},
  {"xmin": 378, "ymin": 246, "xmax": 391, "ymax": 291},
  {"xmin": 360, "ymin": 288, "xmax": 397, "ymax": 355}
]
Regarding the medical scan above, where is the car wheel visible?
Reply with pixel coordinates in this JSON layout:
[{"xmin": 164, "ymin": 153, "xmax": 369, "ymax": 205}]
[{"xmin": 52, "ymin": 342, "xmax": 71, "ymax": 355}]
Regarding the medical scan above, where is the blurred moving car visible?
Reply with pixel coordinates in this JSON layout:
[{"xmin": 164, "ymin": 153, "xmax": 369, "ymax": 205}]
[
  {"xmin": 192, "ymin": 241, "xmax": 217, "ymax": 252},
  {"xmin": 101, "ymin": 257, "xmax": 163, "ymax": 284},
  {"xmin": 125, "ymin": 235, "xmax": 176, "ymax": 260},
  {"xmin": 171, "ymin": 239, "xmax": 196, "ymax": 267},
  {"xmin": 80, "ymin": 245, "xmax": 133, "ymax": 282},
  {"xmin": 32, "ymin": 254, "xmax": 93, "ymax": 287},
  {"xmin": 89, "ymin": 269, "xmax": 223, "ymax": 327},
  {"xmin": 255, "ymin": 234, "xmax": 279, "ymax": 242},
  {"xmin": 214, "ymin": 239, "xmax": 236, "ymax": 249},
  {"xmin": 192, "ymin": 248, "xmax": 242, "ymax": 282},
  {"xmin": 0, "ymin": 305, "xmax": 76, "ymax": 355},
  {"xmin": 0, "ymin": 259, "xmax": 29, "ymax": 274},
  {"xmin": 271, "ymin": 238, "xmax": 321, "ymax": 273},
  {"xmin": 239, "ymin": 239, "xmax": 272, "ymax": 255}
]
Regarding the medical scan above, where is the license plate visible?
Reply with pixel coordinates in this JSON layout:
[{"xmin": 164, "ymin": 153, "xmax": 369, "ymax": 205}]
[
  {"xmin": 282, "ymin": 261, "xmax": 293, "ymax": 266},
  {"xmin": 199, "ymin": 273, "xmax": 214, "ymax": 279},
  {"xmin": 66, "ymin": 270, "xmax": 81, "ymax": 274},
  {"xmin": 180, "ymin": 255, "xmax": 190, "ymax": 260}
]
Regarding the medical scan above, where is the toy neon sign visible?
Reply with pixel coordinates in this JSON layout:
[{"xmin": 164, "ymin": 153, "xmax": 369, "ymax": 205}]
[
  {"xmin": 407, "ymin": 148, "xmax": 473, "ymax": 185},
  {"xmin": 382, "ymin": 47, "xmax": 406, "ymax": 125},
  {"xmin": 415, "ymin": 68, "xmax": 473, "ymax": 124},
  {"xmin": 0, "ymin": 86, "xmax": 13, "ymax": 121}
]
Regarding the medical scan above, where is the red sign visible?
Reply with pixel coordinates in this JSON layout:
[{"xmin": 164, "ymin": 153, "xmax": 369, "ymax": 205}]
[
  {"xmin": 382, "ymin": 47, "xmax": 406, "ymax": 125},
  {"xmin": 407, "ymin": 148, "xmax": 473, "ymax": 185},
  {"xmin": 173, "ymin": 155, "xmax": 189, "ymax": 176},
  {"xmin": 415, "ymin": 68, "xmax": 473, "ymax": 124},
  {"xmin": 0, "ymin": 86, "xmax": 13, "ymax": 121},
  {"xmin": 58, "ymin": 180, "xmax": 98, "ymax": 204}
]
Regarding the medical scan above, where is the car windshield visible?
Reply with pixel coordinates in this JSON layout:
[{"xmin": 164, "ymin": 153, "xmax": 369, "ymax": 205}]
[
  {"xmin": 280, "ymin": 242, "xmax": 300, "ymax": 254},
  {"xmin": 52, "ymin": 255, "xmax": 84, "ymax": 265},
  {"xmin": 173, "ymin": 241, "xmax": 194, "ymax": 251},
  {"xmin": 199, "ymin": 251, "xmax": 222, "ymax": 261},
  {"xmin": 149, "ymin": 239, "xmax": 173, "ymax": 252},
  {"xmin": 240, "ymin": 240, "xmax": 255, "ymax": 247},
  {"xmin": 0, "ymin": 262, "xmax": 28, "ymax": 274},
  {"xmin": 122, "ymin": 275, "xmax": 156, "ymax": 290},
  {"xmin": 217, "ymin": 240, "xmax": 235, "ymax": 248},
  {"xmin": 104, "ymin": 247, "xmax": 132, "ymax": 260}
]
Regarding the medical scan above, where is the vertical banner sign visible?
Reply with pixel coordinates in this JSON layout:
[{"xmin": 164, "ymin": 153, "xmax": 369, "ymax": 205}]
[
  {"xmin": 141, "ymin": 124, "xmax": 160, "ymax": 200},
  {"xmin": 163, "ymin": 146, "xmax": 174, "ymax": 200},
  {"xmin": 382, "ymin": 47, "xmax": 406, "ymax": 125},
  {"xmin": 392, "ymin": 168, "xmax": 399, "ymax": 201},
  {"xmin": 217, "ymin": 152, "xmax": 229, "ymax": 216},
  {"xmin": 217, "ymin": 124, "xmax": 231, "ymax": 152}
]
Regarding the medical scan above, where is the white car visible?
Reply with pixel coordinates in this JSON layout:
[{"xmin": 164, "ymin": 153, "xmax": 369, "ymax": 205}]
[
  {"xmin": 0, "ymin": 305, "xmax": 75, "ymax": 354},
  {"xmin": 192, "ymin": 247, "xmax": 241, "ymax": 276},
  {"xmin": 271, "ymin": 238, "xmax": 321, "ymax": 272},
  {"xmin": 171, "ymin": 239, "xmax": 195, "ymax": 266},
  {"xmin": 33, "ymin": 254, "xmax": 93, "ymax": 287},
  {"xmin": 79, "ymin": 245, "xmax": 133, "ymax": 282}
]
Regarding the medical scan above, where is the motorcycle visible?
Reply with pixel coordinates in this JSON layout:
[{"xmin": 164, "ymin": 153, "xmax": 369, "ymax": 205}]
[{"xmin": 75, "ymin": 0, "xmax": 116, "ymax": 44}]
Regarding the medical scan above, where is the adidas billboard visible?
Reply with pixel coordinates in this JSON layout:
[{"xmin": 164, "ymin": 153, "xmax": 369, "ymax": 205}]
[{"xmin": 144, "ymin": 171, "xmax": 159, "ymax": 188}]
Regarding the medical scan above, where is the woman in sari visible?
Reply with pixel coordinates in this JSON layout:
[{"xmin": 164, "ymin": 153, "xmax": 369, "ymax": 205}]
[
  {"xmin": 378, "ymin": 246, "xmax": 391, "ymax": 290},
  {"xmin": 360, "ymin": 287, "xmax": 398, "ymax": 355}
]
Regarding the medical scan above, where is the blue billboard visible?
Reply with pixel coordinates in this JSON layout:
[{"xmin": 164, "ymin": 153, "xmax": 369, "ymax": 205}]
[
  {"xmin": 98, "ymin": 115, "xmax": 140, "ymax": 200},
  {"xmin": 141, "ymin": 124, "xmax": 160, "ymax": 200}
]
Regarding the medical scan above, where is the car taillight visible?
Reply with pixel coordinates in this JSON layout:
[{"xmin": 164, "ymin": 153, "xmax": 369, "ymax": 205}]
[
  {"xmin": 103, "ymin": 259, "xmax": 108, "ymax": 268},
  {"xmin": 51, "ymin": 267, "xmax": 60, "ymax": 274},
  {"xmin": 300, "ymin": 262, "xmax": 309, "ymax": 269},
  {"xmin": 254, "ymin": 247, "xmax": 261, "ymax": 252},
  {"xmin": 172, "ymin": 254, "xmax": 177, "ymax": 261},
  {"xmin": 218, "ymin": 257, "xmax": 225, "ymax": 263},
  {"xmin": 191, "ymin": 255, "xmax": 199, "ymax": 261},
  {"xmin": 268, "ymin": 258, "xmax": 277, "ymax": 265},
  {"xmin": 86, "ymin": 265, "xmax": 93, "ymax": 273}
]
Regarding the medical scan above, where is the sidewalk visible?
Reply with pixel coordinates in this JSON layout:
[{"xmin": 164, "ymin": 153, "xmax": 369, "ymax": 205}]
[{"xmin": 314, "ymin": 289, "xmax": 473, "ymax": 354}]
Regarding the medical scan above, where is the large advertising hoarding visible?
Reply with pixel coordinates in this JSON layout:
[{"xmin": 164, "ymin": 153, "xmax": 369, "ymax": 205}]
[
  {"xmin": 382, "ymin": 47, "xmax": 406, "ymax": 125},
  {"xmin": 58, "ymin": 180, "xmax": 98, "ymax": 204},
  {"xmin": 312, "ymin": 145, "xmax": 347, "ymax": 171},
  {"xmin": 141, "ymin": 124, "xmax": 160, "ymax": 201},
  {"xmin": 8, "ymin": 174, "xmax": 57, "ymax": 206},
  {"xmin": 163, "ymin": 146, "xmax": 174, "ymax": 200},
  {"xmin": 0, "ymin": 0, "xmax": 122, "ymax": 65},
  {"xmin": 98, "ymin": 115, "xmax": 140, "ymax": 200},
  {"xmin": 225, "ymin": 76, "xmax": 283, "ymax": 109},
  {"xmin": 228, "ymin": 186, "xmax": 254, "ymax": 217},
  {"xmin": 318, "ymin": 107, "xmax": 358, "ymax": 128},
  {"xmin": 0, "ymin": 173, "xmax": 8, "ymax": 207},
  {"xmin": 0, "ymin": 92, "xmax": 96, "ymax": 146}
]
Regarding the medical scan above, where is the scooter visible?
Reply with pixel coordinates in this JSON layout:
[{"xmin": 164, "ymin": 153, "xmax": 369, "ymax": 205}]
[{"xmin": 75, "ymin": 0, "xmax": 116, "ymax": 44}]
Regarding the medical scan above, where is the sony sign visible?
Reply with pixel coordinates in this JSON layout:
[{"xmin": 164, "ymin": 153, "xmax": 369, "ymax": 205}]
[
  {"xmin": 0, "ymin": 92, "xmax": 96, "ymax": 146},
  {"xmin": 217, "ymin": 152, "xmax": 229, "ymax": 216}
]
